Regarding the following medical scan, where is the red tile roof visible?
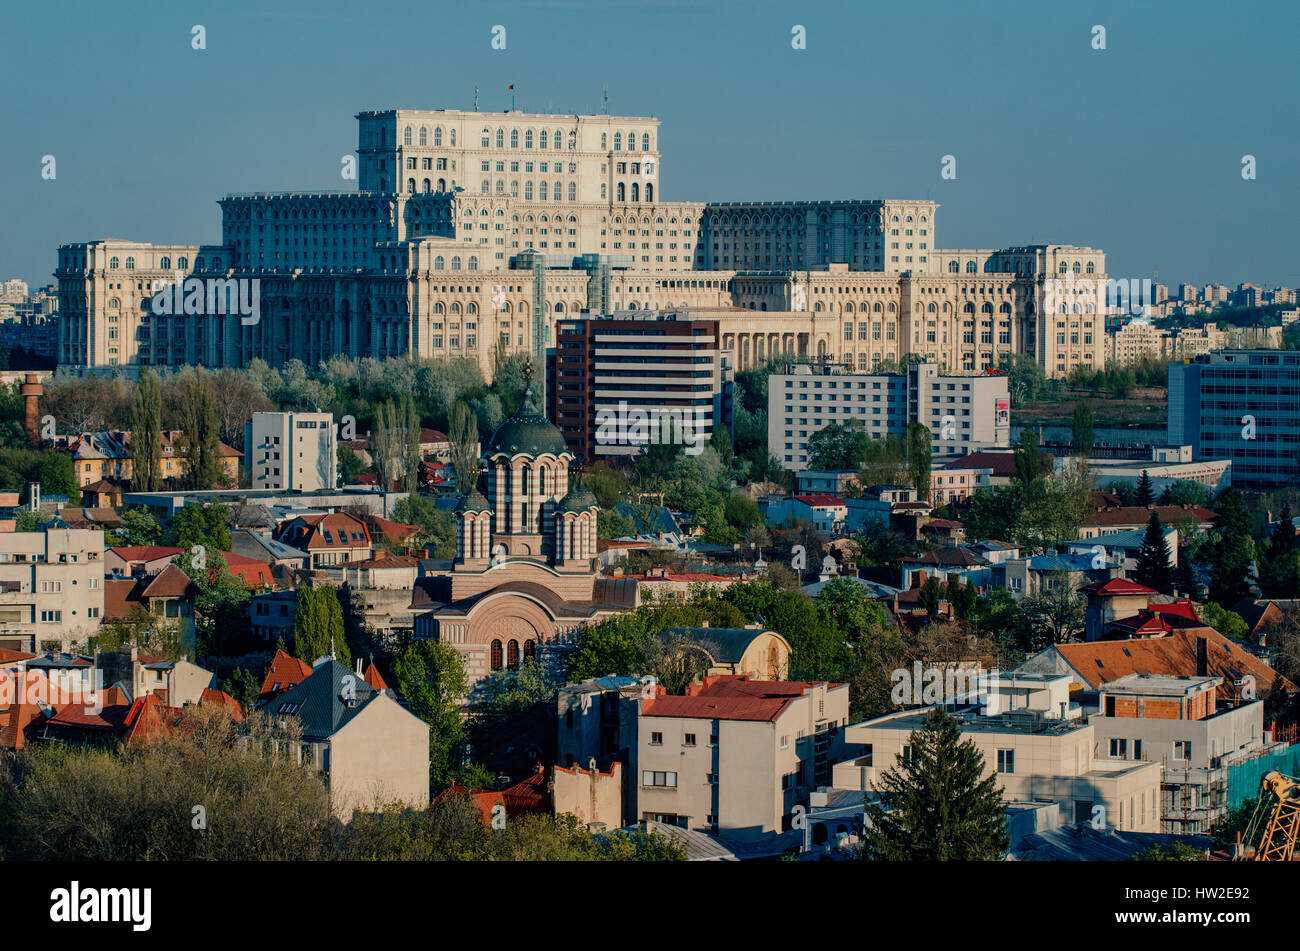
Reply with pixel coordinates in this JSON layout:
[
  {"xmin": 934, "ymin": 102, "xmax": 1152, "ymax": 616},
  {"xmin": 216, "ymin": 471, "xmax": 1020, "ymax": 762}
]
[
  {"xmin": 0, "ymin": 648, "xmax": 36, "ymax": 665},
  {"xmin": 1079, "ymin": 578, "xmax": 1158, "ymax": 597},
  {"xmin": 200, "ymin": 688, "xmax": 246, "ymax": 722},
  {"xmin": 0, "ymin": 702, "xmax": 43, "ymax": 750},
  {"xmin": 221, "ymin": 551, "xmax": 274, "ymax": 586},
  {"xmin": 642, "ymin": 675, "xmax": 841, "ymax": 722},
  {"xmin": 432, "ymin": 784, "xmax": 506, "ymax": 824},
  {"xmin": 1054, "ymin": 628, "xmax": 1295, "ymax": 699},
  {"xmin": 368, "ymin": 516, "xmax": 420, "ymax": 543},
  {"xmin": 140, "ymin": 564, "xmax": 199, "ymax": 599},
  {"xmin": 794, "ymin": 494, "xmax": 846, "ymax": 508},
  {"xmin": 1086, "ymin": 506, "xmax": 1216, "ymax": 528},
  {"xmin": 362, "ymin": 664, "xmax": 388, "ymax": 691},
  {"xmin": 277, "ymin": 512, "xmax": 371, "ymax": 551},
  {"xmin": 259, "ymin": 649, "xmax": 313, "ymax": 702},
  {"xmin": 108, "ymin": 545, "xmax": 184, "ymax": 563}
]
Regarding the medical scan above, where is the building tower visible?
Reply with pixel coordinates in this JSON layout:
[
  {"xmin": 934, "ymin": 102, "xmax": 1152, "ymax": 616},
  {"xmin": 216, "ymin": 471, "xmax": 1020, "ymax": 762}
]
[{"xmin": 20, "ymin": 373, "xmax": 42, "ymax": 446}]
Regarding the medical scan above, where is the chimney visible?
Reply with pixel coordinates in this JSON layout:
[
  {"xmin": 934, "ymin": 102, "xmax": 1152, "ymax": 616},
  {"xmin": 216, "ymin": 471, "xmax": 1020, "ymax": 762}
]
[
  {"xmin": 20, "ymin": 373, "xmax": 42, "ymax": 447},
  {"xmin": 1195, "ymin": 636, "xmax": 1208, "ymax": 677}
]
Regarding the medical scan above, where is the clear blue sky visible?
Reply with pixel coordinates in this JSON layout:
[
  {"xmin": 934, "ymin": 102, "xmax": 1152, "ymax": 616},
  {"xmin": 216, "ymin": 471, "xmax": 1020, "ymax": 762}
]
[{"xmin": 2, "ymin": 0, "xmax": 1296, "ymax": 291}]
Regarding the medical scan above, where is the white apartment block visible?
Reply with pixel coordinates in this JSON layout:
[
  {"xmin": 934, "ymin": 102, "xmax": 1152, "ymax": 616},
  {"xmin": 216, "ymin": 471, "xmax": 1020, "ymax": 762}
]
[
  {"xmin": 0, "ymin": 527, "xmax": 106, "ymax": 653},
  {"xmin": 58, "ymin": 106, "xmax": 1107, "ymax": 381},
  {"xmin": 769, "ymin": 361, "xmax": 1010, "ymax": 470},
  {"xmin": 244, "ymin": 412, "xmax": 337, "ymax": 491},
  {"xmin": 636, "ymin": 676, "xmax": 852, "ymax": 842},
  {"xmin": 833, "ymin": 699, "xmax": 1162, "ymax": 834}
]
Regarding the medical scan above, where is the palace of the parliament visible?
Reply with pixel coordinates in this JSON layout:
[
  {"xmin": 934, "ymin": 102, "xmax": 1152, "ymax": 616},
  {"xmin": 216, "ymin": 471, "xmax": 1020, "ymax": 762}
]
[{"xmin": 56, "ymin": 107, "xmax": 1107, "ymax": 381}]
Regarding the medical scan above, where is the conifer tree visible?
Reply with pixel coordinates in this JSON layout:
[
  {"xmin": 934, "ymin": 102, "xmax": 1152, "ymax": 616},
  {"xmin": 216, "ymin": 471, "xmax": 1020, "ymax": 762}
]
[
  {"xmin": 1135, "ymin": 511, "xmax": 1173, "ymax": 594},
  {"xmin": 1134, "ymin": 470, "xmax": 1155, "ymax": 508},
  {"xmin": 860, "ymin": 708, "xmax": 1009, "ymax": 861}
]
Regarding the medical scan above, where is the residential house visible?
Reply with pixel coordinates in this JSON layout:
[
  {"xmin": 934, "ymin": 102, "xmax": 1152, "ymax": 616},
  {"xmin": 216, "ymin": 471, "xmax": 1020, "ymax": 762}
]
[
  {"xmin": 274, "ymin": 512, "xmax": 373, "ymax": 568},
  {"xmin": 766, "ymin": 494, "xmax": 848, "ymax": 534},
  {"xmin": 0, "ymin": 525, "xmax": 106, "ymax": 652}
]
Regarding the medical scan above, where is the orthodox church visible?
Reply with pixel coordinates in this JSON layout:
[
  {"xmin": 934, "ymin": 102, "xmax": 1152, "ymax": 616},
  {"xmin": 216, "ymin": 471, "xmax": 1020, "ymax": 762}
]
[{"xmin": 413, "ymin": 386, "xmax": 639, "ymax": 689}]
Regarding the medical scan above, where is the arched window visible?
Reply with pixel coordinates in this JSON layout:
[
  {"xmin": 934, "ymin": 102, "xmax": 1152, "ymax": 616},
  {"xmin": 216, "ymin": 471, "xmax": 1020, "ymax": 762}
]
[
  {"xmin": 407, "ymin": 178, "xmax": 416, "ymax": 194},
  {"xmin": 195, "ymin": 257, "xmax": 204, "ymax": 270},
  {"xmin": 525, "ymin": 129, "xmax": 533, "ymax": 148},
  {"xmin": 645, "ymin": 183, "xmax": 653, "ymax": 202},
  {"xmin": 617, "ymin": 182, "xmax": 625, "ymax": 202},
  {"xmin": 614, "ymin": 132, "xmax": 622, "ymax": 151},
  {"xmin": 507, "ymin": 640, "xmax": 520, "ymax": 669},
  {"xmin": 540, "ymin": 129, "xmax": 548, "ymax": 149},
  {"xmin": 125, "ymin": 256, "xmax": 135, "ymax": 270},
  {"xmin": 418, "ymin": 126, "xmax": 427, "ymax": 146},
  {"xmin": 490, "ymin": 640, "xmax": 503, "ymax": 671},
  {"xmin": 948, "ymin": 261, "xmax": 959, "ymax": 273},
  {"xmin": 108, "ymin": 256, "xmax": 119, "ymax": 269},
  {"xmin": 177, "ymin": 256, "xmax": 187, "ymax": 269},
  {"xmin": 642, "ymin": 132, "xmax": 650, "ymax": 151},
  {"xmin": 1058, "ymin": 262, "xmax": 1068, "ymax": 273},
  {"xmin": 510, "ymin": 129, "xmax": 519, "ymax": 148},
  {"xmin": 496, "ymin": 180, "xmax": 505, "ymax": 194},
  {"xmin": 449, "ymin": 128, "xmax": 455, "ymax": 146},
  {"xmin": 468, "ymin": 256, "xmax": 478, "ymax": 271},
  {"xmin": 568, "ymin": 182, "xmax": 576, "ymax": 202},
  {"xmin": 403, "ymin": 126, "xmax": 412, "ymax": 145},
  {"xmin": 965, "ymin": 261, "xmax": 977, "ymax": 273},
  {"xmin": 495, "ymin": 129, "xmax": 504, "ymax": 148},
  {"xmin": 631, "ymin": 182, "xmax": 640, "ymax": 202},
  {"xmin": 451, "ymin": 255, "xmax": 461, "ymax": 271},
  {"xmin": 525, "ymin": 181, "xmax": 534, "ymax": 200},
  {"xmin": 422, "ymin": 178, "xmax": 431, "ymax": 192},
  {"xmin": 159, "ymin": 256, "xmax": 171, "ymax": 270},
  {"xmin": 1072, "ymin": 261, "xmax": 1081, "ymax": 274},
  {"xmin": 600, "ymin": 183, "xmax": 606, "ymax": 199},
  {"xmin": 437, "ymin": 178, "xmax": 446, "ymax": 192},
  {"xmin": 524, "ymin": 639, "xmax": 536, "ymax": 660},
  {"xmin": 552, "ymin": 181, "xmax": 561, "ymax": 201},
  {"xmin": 511, "ymin": 180, "xmax": 519, "ymax": 197},
  {"xmin": 481, "ymin": 128, "xmax": 491, "ymax": 147},
  {"xmin": 1087, "ymin": 261, "xmax": 1095, "ymax": 274},
  {"xmin": 601, "ymin": 132, "xmax": 607, "ymax": 150},
  {"xmin": 434, "ymin": 127, "xmax": 442, "ymax": 147},
  {"xmin": 481, "ymin": 179, "xmax": 489, "ymax": 194},
  {"xmin": 433, "ymin": 302, "xmax": 444, "ymax": 313}
]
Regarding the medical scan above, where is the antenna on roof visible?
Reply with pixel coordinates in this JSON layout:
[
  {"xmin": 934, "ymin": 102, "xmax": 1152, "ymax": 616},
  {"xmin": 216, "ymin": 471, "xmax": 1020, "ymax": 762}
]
[{"xmin": 602, "ymin": 85, "xmax": 608, "ymax": 114}]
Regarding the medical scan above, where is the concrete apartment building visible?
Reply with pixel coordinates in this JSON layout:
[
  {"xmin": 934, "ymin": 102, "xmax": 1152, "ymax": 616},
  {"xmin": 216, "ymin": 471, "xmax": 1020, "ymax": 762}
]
[
  {"xmin": 635, "ymin": 675, "xmax": 851, "ymax": 842},
  {"xmin": 59, "ymin": 106, "xmax": 1106, "ymax": 384},
  {"xmin": 546, "ymin": 313, "xmax": 733, "ymax": 462},
  {"xmin": 769, "ymin": 361, "xmax": 1010, "ymax": 470},
  {"xmin": 0, "ymin": 526, "xmax": 105, "ymax": 653},
  {"xmin": 1087, "ymin": 673, "xmax": 1269, "ymax": 834},
  {"xmin": 245, "ymin": 412, "xmax": 338, "ymax": 491},
  {"xmin": 831, "ymin": 672, "xmax": 1162, "ymax": 834},
  {"xmin": 1168, "ymin": 349, "xmax": 1300, "ymax": 490}
]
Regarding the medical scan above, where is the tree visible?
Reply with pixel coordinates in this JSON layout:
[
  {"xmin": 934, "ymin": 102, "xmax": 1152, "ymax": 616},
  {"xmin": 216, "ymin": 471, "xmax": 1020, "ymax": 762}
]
[
  {"xmin": 179, "ymin": 374, "xmax": 225, "ymax": 489},
  {"xmin": 113, "ymin": 507, "xmax": 162, "ymax": 547},
  {"xmin": 129, "ymin": 368, "xmax": 164, "ymax": 491},
  {"xmin": 1071, "ymin": 401, "xmax": 1094, "ymax": 456},
  {"xmin": 1013, "ymin": 428, "xmax": 1044, "ymax": 491},
  {"xmin": 293, "ymin": 587, "xmax": 348, "ymax": 668},
  {"xmin": 35, "ymin": 453, "xmax": 78, "ymax": 500},
  {"xmin": 448, "ymin": 400, "xmax": 480, "ymax": 493},
  {"xmin": 1131, "ymin": 842, "xmax": 1207, "ymax": 861},
  {"xmin": 1197, "ymin": 602, "xmax": 1249, "ymax": 641},
  {"xmin": 1134, "ymin": 470, "xmax": 1155, "ymax": 508},
  {"xmin": 221, "ymin": 666, "xmax": 261, "ymax": 709},
  {"xmin": 391, "ymin": 494, "xmax": 457, "ymax": 558},
  {"xmin": 164, "ymin": 502, "xmax": 231, "ymax": 554},
  {"xmin": 905, "ymin": 422, "xmax": 931, "ymax": 502},
  {"xmin": 1134, "ymin": 511, "xmax": 1173, "ymax": 594},
  {"xmin": 393, "ymin": 639, "xmax": 472, "ymax": 790},
  {"xmin": 1206, "ymin": 488, "xmax": 1256, "ymax": 606},
  {"xmin": 476, "ymin": 657, "xmax": 561, "ymax": 717},
  {"xmin": 1021, "ymin": 571, "xmax": 1085, "ymax": 646},
  {"xmin": 1173, "ymin": 555, "xmax": 1203, "ymax": 601},
  {"xmin": 918, "ymin": 576, "xmax": 942, "ymax": 620},
  {"xmin": 807, "ymin": 419, "xmax": 871, "ymax": 472},
  {"xmin": 860, "ymin": 708, "xmax": 1009, "ymax": 861}
]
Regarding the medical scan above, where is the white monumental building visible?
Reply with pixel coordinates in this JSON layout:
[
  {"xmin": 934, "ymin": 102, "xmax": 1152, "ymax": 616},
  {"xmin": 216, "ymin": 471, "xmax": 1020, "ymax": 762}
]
[{"xmin": 58, "ymin": 107, "xmax": 1109, "ymax": 383}]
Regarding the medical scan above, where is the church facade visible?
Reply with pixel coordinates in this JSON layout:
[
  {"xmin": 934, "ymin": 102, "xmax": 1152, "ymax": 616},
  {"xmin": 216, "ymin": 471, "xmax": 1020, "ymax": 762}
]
[{"xmin": 412, "ymin": 389, "xmax": 638, "ymax": 690}]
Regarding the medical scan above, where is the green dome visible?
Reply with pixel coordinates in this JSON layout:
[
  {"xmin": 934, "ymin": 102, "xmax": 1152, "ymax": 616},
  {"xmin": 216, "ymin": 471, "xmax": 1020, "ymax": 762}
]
[
  {"xmin": 456, "ymin": 488, "xmax": 491, "ymax": 514},
  {"xmin": 556, "ymin": 479, "xmax": 597, "ymax": 514},
  {"xmin": 486, "ymin": 390, "xmax": 570, "ymax": 458}
]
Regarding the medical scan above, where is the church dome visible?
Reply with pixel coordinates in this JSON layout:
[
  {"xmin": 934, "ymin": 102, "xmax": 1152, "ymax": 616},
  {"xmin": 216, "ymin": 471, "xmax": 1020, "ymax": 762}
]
[
  {"xmin": 486, "ymin": 390, "xmax": 570, "ymax": 459},
  {"xmin": 456, "ymin": 487, "xmax": 491, "ymax": 514},
  {"xmin": 556, "ymin": 478, "xmax": 597, "ymax": 514}
]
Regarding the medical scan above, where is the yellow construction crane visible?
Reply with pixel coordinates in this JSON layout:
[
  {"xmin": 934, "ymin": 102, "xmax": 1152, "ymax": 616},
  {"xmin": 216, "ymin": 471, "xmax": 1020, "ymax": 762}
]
[{"xmin": 1239, "ymin": 771, "xmax": 1300, "ymax": 861}]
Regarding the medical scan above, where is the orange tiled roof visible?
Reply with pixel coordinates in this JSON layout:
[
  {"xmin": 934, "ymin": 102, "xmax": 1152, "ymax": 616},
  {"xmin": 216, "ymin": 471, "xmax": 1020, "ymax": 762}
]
[
  {"xmin": 362, "ymin": 664, "xmax": 388, "ymax": 691},
  {"xmin": 259, "ymin": 649, "xmax": 313, "ymax": 701},
  {"xmin": 1055, "ymin": 628, "xmax": 1295, "ymax": 698}
]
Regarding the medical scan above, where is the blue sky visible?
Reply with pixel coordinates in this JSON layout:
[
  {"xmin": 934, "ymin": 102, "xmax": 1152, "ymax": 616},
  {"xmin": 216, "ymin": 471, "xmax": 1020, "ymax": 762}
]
[{"xmin": 2, "ymin": 0, "xmax": 1296, "ymax": 290}]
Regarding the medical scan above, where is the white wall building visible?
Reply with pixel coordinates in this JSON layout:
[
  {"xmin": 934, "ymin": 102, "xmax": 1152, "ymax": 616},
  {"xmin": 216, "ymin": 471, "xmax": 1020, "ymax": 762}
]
[{"xmin": 245, "ymin": 412, "xmax": 337, "ymax": 492}]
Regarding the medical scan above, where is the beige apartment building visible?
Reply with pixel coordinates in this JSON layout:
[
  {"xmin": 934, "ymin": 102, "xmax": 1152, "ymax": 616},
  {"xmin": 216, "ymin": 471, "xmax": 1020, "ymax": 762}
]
[
  {"xmin": 1107, "ymin": 320, "xmax": 1283, "ymax": 364},
  {"xmin": 832, "ymin": 674, "xmax": 1162, "ymax": 834},
  {"xmin": 0, "ymin": 526, "xmax": 105, "ymax": 652},
  {"xmin": 636, "ymin": 675, "xmax": 851, "ymax": 842},
  {"xmin": 59, "ymin": 106, "xmax": 1107, "ymax": 381},
  {"xmin": 245, "ymin": 411, "xmax": 337, "ymax": 491}
]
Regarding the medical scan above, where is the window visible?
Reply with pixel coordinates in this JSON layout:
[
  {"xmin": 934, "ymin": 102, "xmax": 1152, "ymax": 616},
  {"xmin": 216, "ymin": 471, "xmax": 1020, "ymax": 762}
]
[
  {"xmin": 650, "ymin": 732, "xmax": 663, "ymax": 745},
  {"xmin": 861, "ymin": 744, "xmax": 873, "ymax": 767},
  {"xmin": 1173, "ymin": 740, "xmax": 1192, "ymax": 761},
  {"xmin": 642, "ymin": 770, "xmax": 677, "ymax": 788},
  {"xmin": 997, "ymin": 749, "xmax": 1015, "ymax": 773},
  {"xmin": 683, "ymin": 733, "xmax": 696, "ymax": 746},
  {"xmin": 780, "ymin": 735, "xmax": 789, "ymax": 749},
  {"xmin": 1109, "ymin": 738, "xmax": 1128, "ymax": 759}
]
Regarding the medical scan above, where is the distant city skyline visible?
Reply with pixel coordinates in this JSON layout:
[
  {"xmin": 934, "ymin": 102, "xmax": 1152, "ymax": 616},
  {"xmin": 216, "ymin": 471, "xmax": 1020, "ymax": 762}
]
[{"xmin": 2, "ymin": 0, "xmax": 1297, "ymax": 290}]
